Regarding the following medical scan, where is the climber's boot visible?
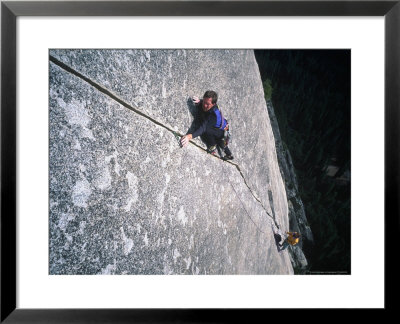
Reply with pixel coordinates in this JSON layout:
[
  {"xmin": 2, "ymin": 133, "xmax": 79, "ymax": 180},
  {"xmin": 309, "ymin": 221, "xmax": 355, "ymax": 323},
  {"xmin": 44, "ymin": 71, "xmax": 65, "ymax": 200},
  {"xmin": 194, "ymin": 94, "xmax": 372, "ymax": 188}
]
[
  {"xmin": 206, "ymin": 145, "xmax": 217, "ymax": 156},
  {"xmin": 222, "ymin": 146, "xmax": 233, "ymax": 160},
  {"xmin": 222, "ymin": 154, "xmax": 234, "ymax": 161}
]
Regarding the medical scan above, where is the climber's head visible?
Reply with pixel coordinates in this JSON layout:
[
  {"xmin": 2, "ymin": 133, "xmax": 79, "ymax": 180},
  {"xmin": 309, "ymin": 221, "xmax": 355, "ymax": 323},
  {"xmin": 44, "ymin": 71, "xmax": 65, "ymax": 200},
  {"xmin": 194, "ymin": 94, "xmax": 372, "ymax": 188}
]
[
  {"xmin": 203, "ymin": 90, "xmax": 218, "ymax": 104},
  {"xmin": 202, "ymin": 90, "xmax": 218, "ymax": 112}
]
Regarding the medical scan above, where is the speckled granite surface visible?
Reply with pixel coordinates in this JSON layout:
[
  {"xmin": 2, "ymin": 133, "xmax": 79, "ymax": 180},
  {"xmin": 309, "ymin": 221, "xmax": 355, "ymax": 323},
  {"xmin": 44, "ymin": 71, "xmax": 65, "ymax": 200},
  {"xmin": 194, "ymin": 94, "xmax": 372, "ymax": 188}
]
[{"xmin": 49, "ymin": 50, "xmax": 293, "ymax": 274}]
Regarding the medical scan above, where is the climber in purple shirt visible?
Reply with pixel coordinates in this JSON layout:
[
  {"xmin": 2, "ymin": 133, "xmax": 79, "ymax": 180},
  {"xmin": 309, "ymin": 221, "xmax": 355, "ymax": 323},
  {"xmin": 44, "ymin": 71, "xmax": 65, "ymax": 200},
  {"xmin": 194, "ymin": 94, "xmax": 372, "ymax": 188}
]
[{"xmin": 180, "ymin": 90, "xmax": 233, "ymax": 160}]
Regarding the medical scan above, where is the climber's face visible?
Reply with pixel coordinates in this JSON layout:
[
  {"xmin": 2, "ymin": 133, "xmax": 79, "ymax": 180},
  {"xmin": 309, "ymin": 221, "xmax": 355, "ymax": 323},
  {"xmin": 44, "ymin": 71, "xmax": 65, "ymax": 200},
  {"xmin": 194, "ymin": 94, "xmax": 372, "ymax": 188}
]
[{"xmin": 202, "ymin": 97, "xmax": 214, "ymax": 112}]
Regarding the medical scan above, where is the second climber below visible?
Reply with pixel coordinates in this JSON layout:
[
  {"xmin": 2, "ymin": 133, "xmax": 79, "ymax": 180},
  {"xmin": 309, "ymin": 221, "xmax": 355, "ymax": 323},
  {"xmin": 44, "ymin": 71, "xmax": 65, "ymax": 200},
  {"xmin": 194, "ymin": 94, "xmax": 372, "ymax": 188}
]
[
  {"xmin": 180, "ymin": 90, "xmax": 234, "ymax": 160},
  {"xmin": 279, "ymin": 231, "xmax": 301, "ymax": 251}
]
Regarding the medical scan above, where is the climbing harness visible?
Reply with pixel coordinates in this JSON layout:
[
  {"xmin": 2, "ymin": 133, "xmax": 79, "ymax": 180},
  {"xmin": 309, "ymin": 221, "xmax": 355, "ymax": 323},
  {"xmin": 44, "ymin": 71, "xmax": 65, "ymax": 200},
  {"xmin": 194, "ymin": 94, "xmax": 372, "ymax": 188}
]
[
  {"xmin": 223, "ymin": 126, "xmax": 231, "ymax": 148},
  {"xmin": 215, "ymin": 105, "xmax": 231, "ymax": 147}
]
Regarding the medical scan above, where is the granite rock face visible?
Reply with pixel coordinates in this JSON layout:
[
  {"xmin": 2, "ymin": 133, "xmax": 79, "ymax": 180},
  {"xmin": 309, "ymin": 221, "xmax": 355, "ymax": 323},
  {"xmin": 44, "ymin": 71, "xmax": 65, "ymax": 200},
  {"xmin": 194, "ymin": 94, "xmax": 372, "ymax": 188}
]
[{"xmin": 49, "ymin": 50, "xmax": 293, "ymax": 274}]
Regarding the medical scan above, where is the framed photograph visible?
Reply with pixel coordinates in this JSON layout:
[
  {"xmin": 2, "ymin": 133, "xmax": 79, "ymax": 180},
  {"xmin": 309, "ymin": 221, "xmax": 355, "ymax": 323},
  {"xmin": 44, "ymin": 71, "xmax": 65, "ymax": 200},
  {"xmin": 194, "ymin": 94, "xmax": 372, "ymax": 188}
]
[{"xmin": 1, "ymin": 0, "xmax": 397, "ymax": 321}]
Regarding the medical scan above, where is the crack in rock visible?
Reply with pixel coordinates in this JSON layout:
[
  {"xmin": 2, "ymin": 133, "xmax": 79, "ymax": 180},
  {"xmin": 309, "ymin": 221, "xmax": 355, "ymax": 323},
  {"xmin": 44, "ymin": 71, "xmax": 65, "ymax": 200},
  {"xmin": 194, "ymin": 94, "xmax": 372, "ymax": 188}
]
[{"xmin": 49, "ymin": 54, "xmax": 279, "ymax": 232}]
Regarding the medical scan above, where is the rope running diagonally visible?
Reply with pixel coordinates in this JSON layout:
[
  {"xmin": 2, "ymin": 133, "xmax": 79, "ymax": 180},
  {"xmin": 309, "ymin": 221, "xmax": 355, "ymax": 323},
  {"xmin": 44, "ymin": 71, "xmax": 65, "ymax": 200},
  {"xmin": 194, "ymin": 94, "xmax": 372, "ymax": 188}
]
[
  {"xmin": 50, "ymin": 55, "xmax": 281, "ymax": 236},
  {"xmin": 220, "ymin": 162, "xmax": 278, "ymax": 236}
]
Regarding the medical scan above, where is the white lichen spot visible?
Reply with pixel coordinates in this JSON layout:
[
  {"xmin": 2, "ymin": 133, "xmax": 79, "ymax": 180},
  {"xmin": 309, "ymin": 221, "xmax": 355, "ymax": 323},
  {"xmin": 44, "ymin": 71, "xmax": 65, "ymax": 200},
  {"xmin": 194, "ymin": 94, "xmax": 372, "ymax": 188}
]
[
  {"xmin": 157, "ymin": 190, "xmax": 166, "ymax": 205},
  {"xmin": 114, "ymin": 163, "xmax": 121, "ymax": 177},
  {"xmin": 143, "ymin": 232, "xmax": 149, "ymax": 246},
  {"xmin": 49, "ymin": 200, "xmax": 59, "ymax": 209},
  {"xmin": 100, "ymin": 261, "xmax": 117, "ymax": 275},
  {"xmin": 57, "ymin": 213, "xmax": 75, "ymax": 231},
  {"xmin": 94, "ymin": 164, "xmax": 112, "ymax": 191},
  {"xmin": 168, "ymin": 238, "xmax": 172, "ymax": 245},
  {"xmin": 189, "ymin": 235, "xmax": 194, "ymax": 249},
  {"xmin": 120, "ymin": 227, "xmax": 134, "ymax": 256},
  {"xmin": 73, "ymin": 139, "xmax": 81, "ymax": 150},
  {"xmin": 184, "ymin": 256, "xmax": 192, "ymax": 270},
  {"xmin": 126, "ymin": 172, "xmax": 138, "ymax": 196},
  {"xmin": 144, "ymin": 50, "xmax": 151, "ymax": 61},
  {"xmin": 56, "ymin": 97, "xmax": 67, "ymax": 110},
  {"xmin": 173, "ymin": 248, "xmax": 181, "ymax": 264},
  {"xmin": 124, "ymin": 199, "xmax": 134, "ymax": 212},
  {"xmin": 113, "ymin": 241, "xmax": 118, "ymax": 251},
  {"xmin": 177, "ymin": 206, "xmax": 188, "ymax": 226},
  {"xmin": 81, "ymin": 128, "xmax": 95, "ymax": 140},
  {"xmin": 50, "ymin": 88, "xmax": 58, "ymax": 100},
  {"xmin": 72, "ymin": 178, "xmax": 92, "ymax": 208},
  {"xmin": 163, "ymin": 256, "xmax": 173, "ymax": 275},
  {"xmin": 62, "ymin": 98, "xmax": 95, "ymax": 139},
  {"xmin": 168, "ymin": 56, "xmax": 173, "ymax": 78},
  {"xmin": 62, "ymin": 98, "xmax": 91, "ymax": 127},
  {"xmin": 157, "ymin": 174, "xmax": 171, "ymax": 222},
  {"xmin": 105, "ymin": 151, "xmax": 121, "ymax": 176},
  {"xmin": 78, "ymin": 221, "xmax": 86, "ymax": 235},
  {"xmin": 124, "ymin": 171, "xmax": 139, "ymax": 211}
]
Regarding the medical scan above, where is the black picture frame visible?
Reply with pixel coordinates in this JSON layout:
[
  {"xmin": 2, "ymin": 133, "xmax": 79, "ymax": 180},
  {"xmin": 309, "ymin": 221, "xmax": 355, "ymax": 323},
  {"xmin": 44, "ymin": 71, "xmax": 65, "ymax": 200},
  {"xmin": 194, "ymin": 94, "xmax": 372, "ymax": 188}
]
[{"xmin": 1, "ymin": 0, "xmax": 398, "ymax": 322}]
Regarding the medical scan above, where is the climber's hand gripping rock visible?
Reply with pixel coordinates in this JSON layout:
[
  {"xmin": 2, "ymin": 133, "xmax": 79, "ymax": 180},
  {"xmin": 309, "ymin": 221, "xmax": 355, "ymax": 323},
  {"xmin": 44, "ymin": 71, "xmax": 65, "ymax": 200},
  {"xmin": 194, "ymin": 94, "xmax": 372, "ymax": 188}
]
[{"xmin": 180, "ymin": 134, "xmax": 192, "ymax": 148}]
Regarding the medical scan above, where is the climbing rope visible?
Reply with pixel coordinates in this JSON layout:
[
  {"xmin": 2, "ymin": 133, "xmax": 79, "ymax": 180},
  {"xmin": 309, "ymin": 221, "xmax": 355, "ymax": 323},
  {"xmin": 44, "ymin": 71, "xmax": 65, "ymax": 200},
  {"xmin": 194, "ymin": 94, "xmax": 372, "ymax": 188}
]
[
  {"xmin": 219, "ymin": 157, "xmax": 280, "ymax": 229},
  {"xmin": 175, "ymin": 132, "xmax": 281, "ymax": 235},
  {"xmin": 221, "ymin": 158, "xmax": 286, "ymax": 238},
  {"xmin": 221, "ymin": 165, "xmax": 268, "ymax": 234},
  {"xmin": 51, "ymin": 55, "xmax": 286, "ymax": 250}
]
